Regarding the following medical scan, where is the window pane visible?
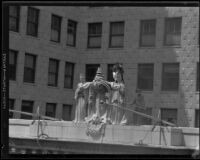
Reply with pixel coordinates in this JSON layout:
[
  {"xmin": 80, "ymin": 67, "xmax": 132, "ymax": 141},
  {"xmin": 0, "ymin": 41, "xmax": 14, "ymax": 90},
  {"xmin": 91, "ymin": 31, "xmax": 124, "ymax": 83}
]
[
  {"xmin": 51, "ymin": 29, "xmax": 59, "ymax": 41},
  {"xmin": 24, "ymin": 68, "xmax": 35, "ymax": 83},
  {"xmin": 52, "ymin": 16, "xmax": 60, "ymax": 29},
  {"xmin": 9, "ymin": 50, "xmax": 17, "ymax": 65},
  {"xmin": 67, "ymin": 33, "xmax": 74, "ymax": 46},
  {"xmin": 65, "ymin": 63, "xmax": 73, "ymax": 76},
  {"xmin": 21, "ymin": 101, "xmax": 33, "ymax": 119},
  {"xmin": 49, "ymin": 59, "xmax": 58, "ymax": 73},
  {"xmin": 9, "ymin": 99, "xmax": 15, "ymax": 118},
  {"xmin": 62, "ymin": 105, "xmax": 72, "ymax": 121},
  {"xmin": 197, "ymin": 63, "xmax": 199, "ymax": 91},
  {"xmin": 111, "ymin": 22, "xmax": 124, "ymax": 35},
  {"xmin": 46, "ymin": 103, "xmax": 56, "ymax": 118},
  {"xmin": 48, "ymin": 73, "xmax": 56, "ymax": 86},
  {"xmin": 161, "ymin": 108, "xmax": 177, "ymax": 125},
  {"xmin": 111, "ymin": 36, "xmax": 123, "ymax": 47},
  {"xmin": 195, "ymin": 109, "xmax": 199, "ymax": 128},
  {"xmin": 64, "ymin": 77, "xmax": 71, "ymax": 88},
  {"xmin": 141, "ymin": 35, "xmax": 155, "ymax": 46},
  {"xmin": 25, "ymin": 54, "xmax": 35, "ymax": 68},
  {"xmin": 107, "ymin": 64, "xmax": 115, "ymax": 81},
  {"xmin": 165, "ymin": 17, "xmax": 182, "ymax": 45},
  {"xmin": 86, "ymin": 64, "xmax": 100, "ymax": 82},
  {"xmin": 27, "ymin": 23, "xmax": 37, "ymax": 36},
  {"xmin": 9, "ymin": 17, "xmax": 17, "ymax": 31},
  {"xmin": 138, "ymin": 64, "xmax": 154, "ymax": 90},
  {"xmin": 28, "ymin": 7, "xmax": 38, "ymax": 23},
  {"xmin": 88, "ymin": 36, "xmax": 101, "ymax": 47},
  {"xmin": 165, "ymin": 34, "xmax": 181, "ymax": 45},
  {"xmin": 9, "ymin": 6, "xmax": 18, "ymax": 17},
  {"xmin": 162, "ymin": 63, "xmax": 179, "ymax": 91},
  {"xmin": 89, "ymin": 23, "xmax": 102, "ymax": 35}
]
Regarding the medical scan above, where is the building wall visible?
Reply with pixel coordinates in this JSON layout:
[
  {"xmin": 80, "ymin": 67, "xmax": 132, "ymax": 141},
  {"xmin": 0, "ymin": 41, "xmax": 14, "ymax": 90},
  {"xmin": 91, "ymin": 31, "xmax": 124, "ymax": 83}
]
[{"xmin": 9, "ymin": 6, "xmax": 199, "ymax": 127}]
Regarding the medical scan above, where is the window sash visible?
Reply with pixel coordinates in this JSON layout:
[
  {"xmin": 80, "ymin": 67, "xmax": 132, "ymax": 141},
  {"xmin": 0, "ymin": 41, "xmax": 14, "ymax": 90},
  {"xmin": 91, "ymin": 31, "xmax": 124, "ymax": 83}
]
[
  {"xmin": 88, "ymin": 35, "xmax": 102, "ymax": 48},
  {"xmin": 9, "ymin": 17, "xmax": 19, "ymax": 31},
  {"xmin": 21, "ymin": 101, "xmax": 33, "ymax": 119},
  {"xmin": 48, "ymin": 73, "xmax": 57, "ymax": 86},
  {"xmin": 110, "ymin": 22, "xmax": 124, "ymax": 35},
  {"xmin": 88, "ymin": 23, "xmax": 102, "ymax": 35},
  {"xmin": 27, "ymin": 22, "xmax": 38, "ymax": 36},
  {"xmin": 197, "ymin": 63, "xmax": 199, "ymax": 91},
  {"xmin": 110, "ymin": 35, "xmax": 124, "ymax": 47},
  {"xmin": 161, "ymin": 108, "xmax": 177, "ymax": 125},
  {"xmin": 51, "ymin": 15, "xmax": 61, "ymax": 31},
  {"xmin": 25, "ymin": 54, "xmax": 36, "ymax": 69},
  {"xmin": 64, "ymin": 63, "xmax": 74, "ymax": 88},
  {"xmin": 24, "ymin": 68, "xmax": 35, "ymax": 83},
  {"xmin": 62, "ymin": 105, "xmax": 72, "ymax": 121},
  {"xmin": 46, "ymin": 103, "xmax": 56, "ymax": 118},
  {"xmin": 9, "ymin": 99, "xmax": 15, "ymax": 118}
]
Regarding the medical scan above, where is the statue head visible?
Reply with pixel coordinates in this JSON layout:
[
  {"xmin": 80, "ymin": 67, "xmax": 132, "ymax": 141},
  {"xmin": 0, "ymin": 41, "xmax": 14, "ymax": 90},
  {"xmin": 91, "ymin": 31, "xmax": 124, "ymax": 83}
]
[
  {"xmin": 112, "ymin": 63, "xmax": 124, "ymax": 83},
  {"xmin": 80, "ymin": 73, "xmax": 85, "ymax": 83}
]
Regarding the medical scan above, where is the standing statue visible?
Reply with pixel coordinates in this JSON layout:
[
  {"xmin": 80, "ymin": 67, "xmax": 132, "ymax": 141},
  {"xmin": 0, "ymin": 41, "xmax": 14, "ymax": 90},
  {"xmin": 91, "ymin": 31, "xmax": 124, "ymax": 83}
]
[
  {"xmin": 74, "ymin": 73, "xmax": 88, "ymax": 123},
  {"xmin": 109, "ymin": 63, "xmax": 127, "ymax": 125}
]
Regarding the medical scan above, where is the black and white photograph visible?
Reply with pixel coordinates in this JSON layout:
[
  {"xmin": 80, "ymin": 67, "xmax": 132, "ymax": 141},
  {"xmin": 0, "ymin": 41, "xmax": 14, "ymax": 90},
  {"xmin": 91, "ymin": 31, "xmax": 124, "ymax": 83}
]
[{"xmin": 1, "ymin": 1, "xmax": 199, "ymax": 159}]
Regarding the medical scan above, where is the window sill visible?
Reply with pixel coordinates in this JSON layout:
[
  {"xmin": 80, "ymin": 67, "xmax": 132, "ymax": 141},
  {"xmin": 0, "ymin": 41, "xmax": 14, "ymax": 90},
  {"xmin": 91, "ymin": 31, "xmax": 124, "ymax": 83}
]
[
  {"xmin": 138, "ymin": 46, "xmax": 156, "ymax": 49},
  {"xmin": 163, "ymin": 45, "xmax": 182, "ymax": 48},
  {"xmin": 108, "ymin": 47, "xmax": 124, "ymax": 50},
  {"xmin": 23, "ymin": 82, "xmax": 36, "ymax": 86},
  {"xmin": 160, "ymin": 91, "xmax": 179, "ymax": 94},
  {"xmin": 9, "ymin": 31, "xmax": 21, "ymax": 36},
  {"xmin": 49, "ymin": 41, "xmax": 62, "ymax": 47},
  {"xmin": 47, "ymin": 85, "xmax": 60, "ymax": 89},
  {"xmin": 25, "ymin": 35, "xmax": 40, "ymax": 41}
]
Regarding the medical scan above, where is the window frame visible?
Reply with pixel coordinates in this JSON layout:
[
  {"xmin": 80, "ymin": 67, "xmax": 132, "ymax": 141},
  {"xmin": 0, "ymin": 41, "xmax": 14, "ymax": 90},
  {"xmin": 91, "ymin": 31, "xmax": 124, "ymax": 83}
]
[
  {"xmin": 161, "ymin": 63, "xmax": 179, "ymax": 91},
  {"xmin": 137, "ymin": 63, "xmax": 154, "ymax": 91},
  {"xmin": 197, "ymin": 62, "xmax": 199, "ymax": 91},
  {"xmin": 23, "ymin": 53, "xmax": 37, "ymax": 83},
  {"xmin": 50, "ymin": 14, "xmax": 62, "ymax": 43},
  {"xmin": 66, "ymin": 19, "xmax": 77, "ymax": 47},
  {"xmin": 195, "ymin": 109, "xmax": 199, "ymax": 128},
  {"xmin": 26, "ymin": 7, "xmax": 39, "ymax": 37},
  {"xmin": 139, "ymin": 19, "xmax": 156, "ymax": 47},
  {"xmin": 161, "ymin": 108, "xmax": 178, "ymax": 125},
  {"xmin": 85, "ymin": 64, "xmax": 100, "ymax": 82},
  {"xmin": 64, "ymin": 62, "xmax": 75, "ymax": 89},
  {"xmin": 9, "ymin": 49, "xmax": 18, "ymax": 81},
  {"xmin": 164, "ymin": 17, "xmax": 182, "ymax": 46},
  {"xmin": 107, "ymin": 64, "xmax": 115, "ymax": 82},
  {"xmin": 109, "ymin": 21, "xmax": 125, "ymax": 48},
  {"xmin": 9, "ymin": 6, "xmax": 20, "ymax": 32},
  {"xmin": 87, "ymin": 22, "xmax": 102, "ymax": 48},
  {"xmin": 62, "ymin": 104, "xmax": 72, "ymax": 121},
  {"xmin": 45, "ymin": 103, "xmax": 56, "ymax": 118},
  {"xmin": 48, "ymin": 58, "xmax": 59, "ymax": 87},
  {"xmin": 21, "ymin": 100, "xmax": 34, "ymax": 119},
  {"xmin": 9, "ymin": 99, "xmax": 15, "ymax": 118}
]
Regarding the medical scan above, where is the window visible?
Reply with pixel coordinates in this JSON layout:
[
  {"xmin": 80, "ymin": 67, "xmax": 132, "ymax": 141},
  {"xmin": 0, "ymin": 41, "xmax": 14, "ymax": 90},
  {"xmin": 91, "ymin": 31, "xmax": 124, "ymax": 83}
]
[
  {"xmin": 64, "ymin": 62, "xmax": 74, "ymax": 89},
  {"xmin": 197, "ymin": 62, "xmax": 199, "ymax": 91},
  {"xmin": 9, "ymin": 6, "xmax": 20, "ymax": 32},
  {"xmin": 137, "ymin": 64, "xmax": 154, "ymax": 91},
  {"xmin": 143, "ymin": 108, "xmax": 152, "ymax": 125},
  {"xmin": 21, "ymin": 100, "xmax": 34, "ymax": 119},
  {"xmin": 109, "ymin": 22, "xmax": 124, "ymax": 48},
  {"xmin": 88, "ymin": 23, "xmax": 102, "ymax": 48},
  {"xmin": 67, "ymin": 20, "xmax": 77, "ymax": 46},
  {"xmin": 164, "ymin": 17, "xmax": 182, "ymax": 46},
  {"xmin": 162, "ymin": 63, "xmax": 179, "ymax": 91},
  {"xmin": 86, "ymin": 64, "xmax": 100, "ymax": 82},
  {"xmin": 51, "ymin": 14, "xmax": 62, "ymax": 42},
  {"xmin": 62, "ymin": 104, "xmax": 72, "ymax": 121},
  {"xmin": 26, "ymin": 7, "xmax": 39, "ymax": 37},
  {"xmin": 107, "ymin": 64, "xmax": 115, "ymax": 81},
  {"xmin": 140, "ymin": 19, "xmax": 156, "ymax": 47},
  {"xmin": 9, "ymin": 50, "xmax": 18, "ymax": 80},
  {"xmin": 195, "ymin": 109, "xmax": 199, "ymax": 128},
  {"xmin": 48, "ymin": 59, "xmax": 59, "ymax": 87},
  {"xmin": 46, "ymin": 103, "xmax": 56, "ymax": 118},
  {"xmin": 9, "ymin": 99, "xmax": 15, "ymax": 118},
  {"xmin": 161, "ymin": 108, "xmax": 177, "ymax": 125},
  {"xmin": 23, "ymin": 53, "xmax": 36, "ymax": 83}
]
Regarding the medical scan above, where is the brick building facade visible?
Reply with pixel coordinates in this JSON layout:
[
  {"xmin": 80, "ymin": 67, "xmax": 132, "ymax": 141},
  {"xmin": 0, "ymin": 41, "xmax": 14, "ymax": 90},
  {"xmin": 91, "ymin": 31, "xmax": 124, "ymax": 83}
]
[{"xmin": 9, "ymin": 6, "xmax": 199, "ymax": 127}]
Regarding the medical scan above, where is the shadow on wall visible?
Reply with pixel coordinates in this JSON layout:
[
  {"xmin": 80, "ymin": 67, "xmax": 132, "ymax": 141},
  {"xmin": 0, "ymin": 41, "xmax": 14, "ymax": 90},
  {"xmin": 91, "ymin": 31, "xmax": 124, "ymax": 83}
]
[{"xmin": 124, "ymin": 7, "xmax": 199, "ymax": 127}]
